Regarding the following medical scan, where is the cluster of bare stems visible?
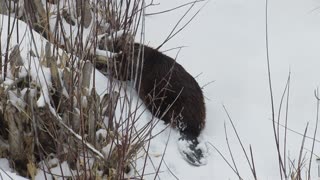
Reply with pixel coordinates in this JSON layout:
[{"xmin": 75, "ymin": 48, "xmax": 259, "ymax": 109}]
[{"xmin": 0, "ymin": 0, "xmax": 206, "ymax": 179}]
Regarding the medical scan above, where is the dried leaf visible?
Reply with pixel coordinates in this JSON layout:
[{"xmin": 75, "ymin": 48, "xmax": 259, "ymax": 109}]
[
  {"xmin": 27, "ymin": 162, "xmax": 37, "ymax": 180},
  {"xmin": 80, "ymin": 61, "xmax": 93, "ymax": 96},
  {"xmin": 9, "ymin": 45, "xmax": 24, "ymax": 78}
]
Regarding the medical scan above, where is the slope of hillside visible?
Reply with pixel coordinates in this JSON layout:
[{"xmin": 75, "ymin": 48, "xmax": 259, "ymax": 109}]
[{"xmin": 141, "ymin": 0, "xmax": 320, "ymax": 179}]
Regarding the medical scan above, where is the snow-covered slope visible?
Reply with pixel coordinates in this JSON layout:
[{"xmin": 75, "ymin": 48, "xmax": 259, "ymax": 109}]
[{"xmin": 142, "ymin": 0, "xmax": 320, "ymax": 179}]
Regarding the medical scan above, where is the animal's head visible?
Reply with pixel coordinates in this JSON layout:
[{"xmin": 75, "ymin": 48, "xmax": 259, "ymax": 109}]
[
  {"xmin": 97, "ymin": 34, "xmax": 132, "ymax": 80},
  {"xmin": 98, "ymin": 33, "xmax": 145, "ymax": 81},
  {"xmin": 111, "ymin": 40, "xmax": 145, "ymax": 81}
]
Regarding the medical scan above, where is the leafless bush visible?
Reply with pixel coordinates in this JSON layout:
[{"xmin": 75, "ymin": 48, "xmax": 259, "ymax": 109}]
[
  {"xmin": 0, "ymin": 0, "xmax": 207, "ymax": 179},
  {"xmin": 0, "ymin": 0, "xmax": 153, "ymax": 179}
]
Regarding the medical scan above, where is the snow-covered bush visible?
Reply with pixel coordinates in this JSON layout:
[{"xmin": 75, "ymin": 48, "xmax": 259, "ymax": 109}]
[{"xmin": 0, "ymin": 0, "xmax": 157, "ymax": 179}]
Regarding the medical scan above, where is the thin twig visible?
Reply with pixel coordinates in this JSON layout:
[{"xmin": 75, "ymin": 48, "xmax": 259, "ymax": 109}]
[
  {"xmin": 224, "ymin": 122, "xmax": 241, "ymax": 179},
  {"xmin": 297, "ymin": 123, "xmax": 309, "ymax": 179},
  {"xmin": 153, "ymin": 129, "xmax": 172, "ymax": 180},
  {"xmin": 249, "ymin": 145, "xmax": 257, "ymax": 179},
  {"xmin": 161, "ymin": 46, "xmax": 187, "ymax": 53},
  {"xmin": 206, "ymin": 142, "xmax": 243, "ymax": 180},
  {"xmin": 157, "ymin": 0, "xmax": 208, "ymax": 50},
  {"xmin": 307, "ymin": 89, "xmax": 320, "ymax": 180},
  {"xmin": 283, "ymin": 71, "xmax": 291, "ymax": 179},
  {"xmin": 223, "ymin": 105, "xmax": 256, "ymax": 179},
  {"xmin": 146, "ymin": 0, "xmax": 206, "ymax": 16},
  {"xmin": 265, "ymin": 0, "xmax": 286, "ymax": 177},
  {"xmin": 270, "ymin": 120, "xmax": 320, "ymax": 143},
  {"xmin": 201, "ymin": 80, "xmax": 215, "ymax": 89}
]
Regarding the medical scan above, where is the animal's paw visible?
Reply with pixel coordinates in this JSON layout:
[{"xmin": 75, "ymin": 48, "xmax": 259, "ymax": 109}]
[{"xmin": 178, "ymin": 134, "xmax": 208, "ymax": 166}]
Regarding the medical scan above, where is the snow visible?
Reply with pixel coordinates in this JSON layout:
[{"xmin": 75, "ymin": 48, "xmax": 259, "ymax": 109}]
[
  {"xmin": 0, "ymin": 15, "xmax": 53, "ymax": 109},
  {"xmin": 0, "ymin": 159, "xmax": 28, "ymax": 180},
  {"xmin": 8, "ymin": 90, "xmax": 26, "ymax": 110},
  {"xmin": 141, "ymin": 0, "xmax": 320, "ymax": 179},
  {"xmin": 35, "ymin": 158, "xmax": 75, "ymax": 180}
]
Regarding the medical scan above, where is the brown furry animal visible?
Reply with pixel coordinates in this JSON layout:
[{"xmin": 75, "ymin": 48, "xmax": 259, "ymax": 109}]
[{"xmin": 112, "ymin": 43, "xmax": 206, "ymax": 140}]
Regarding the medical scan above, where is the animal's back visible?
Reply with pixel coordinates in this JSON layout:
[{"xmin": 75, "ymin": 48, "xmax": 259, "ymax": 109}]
[{"xmin": 136, "ymin": 44, "xmax": 206, "ymax": 138}]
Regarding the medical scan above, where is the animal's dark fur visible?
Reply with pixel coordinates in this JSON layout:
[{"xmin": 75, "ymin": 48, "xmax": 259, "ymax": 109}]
[{"xmin": 113, "ymin": 43, "xmax": 206, "ymax": 138}]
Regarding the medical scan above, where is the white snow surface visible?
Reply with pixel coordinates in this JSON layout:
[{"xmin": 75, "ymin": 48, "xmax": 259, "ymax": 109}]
[
  {"xmin": 141, "ymin": 0, "xmax": 320, "ymax": 179},
  {"xmin": 0, "ymin": 159, "xmax": 28, "ymax": 180}
]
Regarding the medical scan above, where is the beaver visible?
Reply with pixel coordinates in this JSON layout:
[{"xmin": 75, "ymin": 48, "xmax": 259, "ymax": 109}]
[{"xmin": 105, "ymin": 41, "xmax": 207, "ymax": 165}]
